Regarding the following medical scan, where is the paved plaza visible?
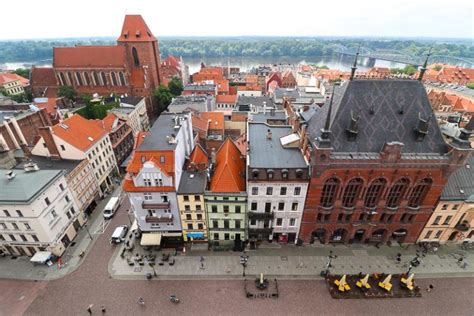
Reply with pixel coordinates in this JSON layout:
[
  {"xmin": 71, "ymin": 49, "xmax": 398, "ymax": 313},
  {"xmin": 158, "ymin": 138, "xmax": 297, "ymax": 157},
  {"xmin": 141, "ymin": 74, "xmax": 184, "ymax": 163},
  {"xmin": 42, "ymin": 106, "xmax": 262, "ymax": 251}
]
[{"xmin": 0, "ymin": 190, "xmax": 473, "ymax": 315}]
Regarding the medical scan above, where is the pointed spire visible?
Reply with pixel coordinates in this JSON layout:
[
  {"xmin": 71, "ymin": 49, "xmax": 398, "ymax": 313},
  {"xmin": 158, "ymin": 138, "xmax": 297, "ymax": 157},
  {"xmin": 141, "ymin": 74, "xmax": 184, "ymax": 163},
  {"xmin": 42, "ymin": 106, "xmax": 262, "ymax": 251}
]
[
  {"xmin": 350, "ymin": 45, "xmax": 360, "ymax": 81},
  {"xmin": 323, "ymin": 86, "xmax": 336, "ymax": 132},
  {"xmin": 317, "ymin": 85, "xmax": 337, "ymax": 148},
  {"xmin": 418, "ymin": 47, "xmax": 432, "ymax": 81}
]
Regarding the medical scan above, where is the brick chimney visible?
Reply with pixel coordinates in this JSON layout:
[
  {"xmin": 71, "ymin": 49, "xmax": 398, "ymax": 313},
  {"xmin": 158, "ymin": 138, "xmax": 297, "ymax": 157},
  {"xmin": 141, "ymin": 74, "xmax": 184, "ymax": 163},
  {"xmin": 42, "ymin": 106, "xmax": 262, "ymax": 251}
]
[{"xmin": 38, "ymin": 127, "xmax": 61, "ymax": 159}]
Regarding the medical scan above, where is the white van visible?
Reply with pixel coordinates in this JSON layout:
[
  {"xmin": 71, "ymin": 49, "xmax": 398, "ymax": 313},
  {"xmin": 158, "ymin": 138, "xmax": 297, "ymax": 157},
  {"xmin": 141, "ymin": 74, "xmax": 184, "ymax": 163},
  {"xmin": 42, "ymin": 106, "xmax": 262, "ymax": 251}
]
[
  {"xmin": 110, "ymin": 225, "xmax": 128, "ymax": 244},
  {"xmin": 103, "ymin": 197, "xmax": 120, "ymax": 219}
]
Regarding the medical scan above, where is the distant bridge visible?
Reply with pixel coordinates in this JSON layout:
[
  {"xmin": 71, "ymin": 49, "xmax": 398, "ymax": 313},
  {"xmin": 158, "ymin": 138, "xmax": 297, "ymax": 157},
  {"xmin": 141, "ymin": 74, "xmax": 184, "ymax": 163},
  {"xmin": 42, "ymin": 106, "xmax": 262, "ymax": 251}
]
[{"xmin": 332, "ymin": 45, "xmax": 474, "ymax": 68}]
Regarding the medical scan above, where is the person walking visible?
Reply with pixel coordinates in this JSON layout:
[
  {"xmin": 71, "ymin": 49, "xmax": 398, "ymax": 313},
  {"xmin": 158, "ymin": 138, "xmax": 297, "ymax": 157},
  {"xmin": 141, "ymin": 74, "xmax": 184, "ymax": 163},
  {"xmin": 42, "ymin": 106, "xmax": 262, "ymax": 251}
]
[
  {"xmin": 138, "ymin": 297, "xmax": 145, "ymax": 306},
  {"xmin": 101, "ymin": 306, "xmax": 106, "ymax": 313},
  {"xmin": 87, "ymin": 304, "xmax": 93, "ymax": 314}
]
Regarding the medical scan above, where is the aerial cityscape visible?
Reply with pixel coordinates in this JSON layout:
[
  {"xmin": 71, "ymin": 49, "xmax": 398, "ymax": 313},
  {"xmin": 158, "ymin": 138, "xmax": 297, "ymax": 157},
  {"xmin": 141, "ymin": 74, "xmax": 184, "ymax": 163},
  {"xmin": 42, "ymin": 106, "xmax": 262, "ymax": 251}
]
[{"xmin": 0, "ymin": 1, "xmax": 473, "ymax": 315}]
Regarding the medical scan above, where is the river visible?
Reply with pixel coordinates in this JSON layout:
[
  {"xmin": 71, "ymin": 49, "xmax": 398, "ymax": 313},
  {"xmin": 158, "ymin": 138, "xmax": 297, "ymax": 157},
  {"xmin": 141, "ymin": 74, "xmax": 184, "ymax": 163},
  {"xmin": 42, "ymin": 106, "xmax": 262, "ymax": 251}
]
[{"xmin": 0, "ymin": 55, "xmax": 409, "ymax": 74}]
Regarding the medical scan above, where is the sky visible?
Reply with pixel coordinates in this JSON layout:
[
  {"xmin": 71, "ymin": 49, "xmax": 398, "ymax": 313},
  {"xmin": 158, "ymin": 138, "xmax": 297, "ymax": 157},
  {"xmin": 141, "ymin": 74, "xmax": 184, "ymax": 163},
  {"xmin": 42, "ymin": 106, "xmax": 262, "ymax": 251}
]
[{"xmin": 0, "ymin": 0, "xmax": 472, "ymax": 40}]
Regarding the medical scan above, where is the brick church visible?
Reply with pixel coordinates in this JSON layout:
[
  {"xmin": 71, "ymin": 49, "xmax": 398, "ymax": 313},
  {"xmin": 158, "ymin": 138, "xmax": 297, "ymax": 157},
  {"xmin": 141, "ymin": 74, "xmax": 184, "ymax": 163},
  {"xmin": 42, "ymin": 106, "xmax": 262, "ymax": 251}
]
[
  {"xmin": 295, "ymin": 57, "xmax": 472, "ymax": 245},
  {"xmin": 30, "ymin": 15, "xmax": 163, "ymax": 115}
]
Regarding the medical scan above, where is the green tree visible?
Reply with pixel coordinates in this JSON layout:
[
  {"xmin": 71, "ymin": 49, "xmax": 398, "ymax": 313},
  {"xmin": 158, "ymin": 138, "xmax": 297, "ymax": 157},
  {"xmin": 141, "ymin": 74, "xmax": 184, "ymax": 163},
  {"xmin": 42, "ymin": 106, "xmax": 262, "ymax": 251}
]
[
  {"xmin": 58, "ymin": 85, "xmax": 77, "ymax": 101},
  {"xmin": 403, "ymin": 65, "xmax": 417, "ymax": 76},
  {"xmin": 168, "ymin": 77, "xmax": 184, "ymax": 96},
  {"xmin": 14, "ymin": 68, "xmax": 30, "ymax": 79},
  {"xmin": 466, "ymin": 83, "xmax": 474, "ymax": 90},
  {"xmin": 433, "ymin": 65, "xmax": 442, "ymax": 71},
  {"xmin": 0, "ymin": 86, "xmax": 7, "ymax": 96},
  {"xmin": 153, "ymin": 85, "xmax": 173, "ymax": 114},
  {"xmin": 10, "ymin": 93, "xmax": 30, "ymax": 103}
]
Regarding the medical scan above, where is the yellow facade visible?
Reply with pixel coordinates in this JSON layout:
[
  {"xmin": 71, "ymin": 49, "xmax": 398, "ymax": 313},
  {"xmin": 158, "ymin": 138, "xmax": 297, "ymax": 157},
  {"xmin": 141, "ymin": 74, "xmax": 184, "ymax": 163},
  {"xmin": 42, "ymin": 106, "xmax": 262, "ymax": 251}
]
[
  {"xmin": 177, "ymin": 193, "xmax": 208, "ymax": 242},
  {"xmin": 419, "ymin": 200, "xmax": 474, "ymax": 243},
  {"xmin": 1, "ymin": 79, "xmax": 24, "ymax": 95}
]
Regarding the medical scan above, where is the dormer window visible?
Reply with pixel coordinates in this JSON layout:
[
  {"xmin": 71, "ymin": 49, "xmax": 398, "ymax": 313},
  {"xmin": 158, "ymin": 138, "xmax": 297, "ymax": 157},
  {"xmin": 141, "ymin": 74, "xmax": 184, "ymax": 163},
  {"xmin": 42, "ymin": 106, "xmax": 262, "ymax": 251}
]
[
  {"xmin": 252, "ymin": 169, "xmax": 259, "ymax": 179},
  {"xmin": 295, "ymin": 169, "xmax": 303, "ymax": 179},
  {"xmin": 282, "ymin": 169, "xmax": 289, "ymax": 179},
  {"xmin": 267, "ymin": 169, "xmax": 274, "ymax": 180}
]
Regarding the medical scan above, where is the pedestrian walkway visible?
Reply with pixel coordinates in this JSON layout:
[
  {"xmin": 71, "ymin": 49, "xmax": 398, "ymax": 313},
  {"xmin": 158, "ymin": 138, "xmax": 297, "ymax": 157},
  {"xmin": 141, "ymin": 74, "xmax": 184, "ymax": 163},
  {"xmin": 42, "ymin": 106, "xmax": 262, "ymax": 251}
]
[
  {"xmin": 0, "ymin": 186, "xmax": 123, "ymax": 281},
  {"xmin": 110, "ymin": 242, "xmax": 474, "ymax": 281}
]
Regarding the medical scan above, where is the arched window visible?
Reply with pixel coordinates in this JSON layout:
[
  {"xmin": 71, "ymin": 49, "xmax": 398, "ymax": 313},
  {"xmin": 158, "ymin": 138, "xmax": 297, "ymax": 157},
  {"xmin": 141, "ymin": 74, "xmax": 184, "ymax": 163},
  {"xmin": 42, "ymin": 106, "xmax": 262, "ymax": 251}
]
[
  {"xmin": 58, "ymin": 72, "xmax": 66, "ymax": 86},
  {"xmin": 341, "ymin": 178, "xmax": 363, "ymax": 208},
  {"xmin": 100, "ymin": 72, "xmax": 107, "ymax": 86},
  {"xmin": 320, "ymin": 177, "xmax": 340, "ymax": 208},
  {"xmin": 67, "ymin": 72, "xmax": 74, "ymax": 86},
  {"xmin": 364, "ymin": 178, "xmax": 387, "ymax": 208},
  {"xmin": 386, "ymin": 178, "xmax": 410, "ymax": 208},
  {"xmin": 75, "ymin": 72, "xmax": 83, "ymax": 86},
  {"xmin": 407, "ymin": 178, "xmax": 432, "ymax": 208},
  {"xmin": 111, "ymin": 72, "xmax": 118, "ymax": 86},
  {"xmin": 132, "ymin": 47, "xmax": 140, "ymax": 67},
  {"xmin": 83, "ymin": 72, "xmax": 90, "ymax": 86},
  {"xmin": 92, "ymin": 72, "xmax": 100, "ymax": 86},
  {"xmin": 119, "ymin": 72, "xmax": 126, "ymax": 86}
]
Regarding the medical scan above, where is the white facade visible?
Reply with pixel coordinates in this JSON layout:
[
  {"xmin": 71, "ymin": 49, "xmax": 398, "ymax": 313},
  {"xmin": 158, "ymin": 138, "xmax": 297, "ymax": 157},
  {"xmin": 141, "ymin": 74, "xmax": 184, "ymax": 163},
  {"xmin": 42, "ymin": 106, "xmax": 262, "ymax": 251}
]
[
  {"xmin": 0, "ymin": 170, "xmax": 82, "ymax": 257},
  {"xmin": 114, "ymin": 98, "xmax": 150, "ymax": 136},
  {"xmin": 248, "ymin": 182, "xmax": 308, "ymax": 242}
]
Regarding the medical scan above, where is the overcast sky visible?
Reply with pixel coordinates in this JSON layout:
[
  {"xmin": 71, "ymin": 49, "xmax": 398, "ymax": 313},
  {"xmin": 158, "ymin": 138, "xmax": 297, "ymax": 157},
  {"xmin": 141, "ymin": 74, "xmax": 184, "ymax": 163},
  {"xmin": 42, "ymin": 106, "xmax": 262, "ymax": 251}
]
[{"xmin": 0, "ymin": 0, "xmax": 472, "ymax": 40}]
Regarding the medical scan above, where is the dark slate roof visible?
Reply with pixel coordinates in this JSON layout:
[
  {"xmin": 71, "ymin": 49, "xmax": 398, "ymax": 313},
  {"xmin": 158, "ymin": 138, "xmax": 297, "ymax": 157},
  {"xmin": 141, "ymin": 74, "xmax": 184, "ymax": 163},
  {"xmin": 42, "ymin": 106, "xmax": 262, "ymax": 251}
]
[
  {"xmin": 119, "ymin": 96, "xmax": 143, "ymax": 106},
  {"xmin": 441, "ymin": 153, "xmax": 474, "ymax": 201},
  {"xmin": 248, "ymin": 123, "xmax": 307, "ymax": 169},
  {"xmin": 139, "ymin": 113, "xmax": 188, "ymax": 151},
  {"xmin": 177, "ymin": 171, "xmax": 207, "ymax": 194},
  {"xmin": 15, "ymin": 156, "xmax": 82, "ymax": 175},
  {"xmin": 168, "ymin": 95, "xmax": 213, "ymax": 113},
  {"xmin": 307, "ymin": 80, "xmax": 449, "ymax": 154},
  {"xmin": 184, "ymin": 84, "xmax": 216, "ymax": 92},
  {"xmin": 274, "ymin": 88, "xmax": 300, "ymax": 99},
  {"xmin": 250, "ymin": 111, "xmax": 287, "ymax": 124}
]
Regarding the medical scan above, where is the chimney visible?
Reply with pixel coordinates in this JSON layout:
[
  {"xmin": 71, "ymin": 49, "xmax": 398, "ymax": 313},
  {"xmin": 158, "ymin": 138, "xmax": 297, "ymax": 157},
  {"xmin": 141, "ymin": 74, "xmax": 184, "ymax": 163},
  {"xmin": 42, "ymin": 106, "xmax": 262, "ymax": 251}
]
[
  {"xmin": 263, "ymin": 102, "xmax": 267, "ymax": 114},
  {"xmin": 266, "ymin": 129, "xmax": 273, "ymax": 140},
  {"xmin": 211, "ymin": 148, "xmax": 217, "ymax": 164},
  {"xmin": 303, "ymin": 105, "xmax": 310, "ymax": 112},
  {"xmin": 38, "ymin": 127, "xmax": 61, "ymax": 159},
  {"xmin": 6, "ymin": 170, "xmax": 16, "ymax": 180}
]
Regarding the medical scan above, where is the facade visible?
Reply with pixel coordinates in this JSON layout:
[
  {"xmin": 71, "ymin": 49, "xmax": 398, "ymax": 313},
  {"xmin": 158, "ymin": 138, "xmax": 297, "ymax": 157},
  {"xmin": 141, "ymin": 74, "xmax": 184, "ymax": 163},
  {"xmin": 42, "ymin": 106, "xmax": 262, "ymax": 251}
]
[
  {"xmin": 161, "ymin": 55, "xmax": 189, "ymax": 86},
  {"xmin": 123, "ymin": 113, "xmax": 194, "ymax": 247},
  {"xmin": 182, "ymin": 84, "xmax": 218, "ymax": 97},
  {"xmin": 216, "ymin": 95, "xmax": 237, "ymax": 109},
  {"xmin": 206, "ymin": 139, "xmax": 247, "ymax": 250},
  {"xmin": 102, "ymin": 113, "xmax": 134, "ymax": 167},
  {"xmin": 111, "ymin": 96, "xmax": 149, "ymax": 136},
  {"xmin": 299, "ymin": 77, "xmax": 467, "ymax": 245},
  {"xmin": 0, "ymin": 169, "xmax": 83, "ymax": 257},
  {"xmin": 247, "ymin": 122, "xmax": 309, "ymax": 244},
  {"xmin": 281, "ymin": 70, "xmax": 297, "ymax": 88},
  {"xmin": 0, "ymin": 73, "xmax": 28, "ymax": 95},
  {"xmin": 31, "ymin": 115, "xmax": 117, "ymax": 195},
  {"xmin": 31, "ymin": 15, "xmax": 163, "ymax": 116},
  {"xmin": 0, "ymin": 109, "xmax": 51, "ymax": 151}
]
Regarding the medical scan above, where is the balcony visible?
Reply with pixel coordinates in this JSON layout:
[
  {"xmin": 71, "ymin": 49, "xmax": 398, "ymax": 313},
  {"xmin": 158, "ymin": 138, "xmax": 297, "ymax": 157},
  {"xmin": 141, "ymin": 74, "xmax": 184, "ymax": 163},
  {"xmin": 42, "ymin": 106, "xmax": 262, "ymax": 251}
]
[
  {"xmin": 142, "ymin": 201, "xmax": 170, "ymax": 209},
  {"xmin": 248, "ymin": 211, "xmax": 274, "ymax": 220},
  {"xmin": 145, "ymin": 214, "xmax": 174, "ymax": 223},
  {"xmin": 455, "ymin": 221, "xmax": 470, "ymax": 232},
  {"xmin": 248, "ymin": 227, "xmax": 273, "ymax": 235}
]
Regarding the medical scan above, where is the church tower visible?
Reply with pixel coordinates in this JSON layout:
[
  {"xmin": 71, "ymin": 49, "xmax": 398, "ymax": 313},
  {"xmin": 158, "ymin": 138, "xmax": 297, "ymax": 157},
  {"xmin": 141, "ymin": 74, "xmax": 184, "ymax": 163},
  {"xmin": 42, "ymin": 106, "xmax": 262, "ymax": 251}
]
[{"xmin": 117, "ymin": 15, "xmax": 163, "ymax": 102}]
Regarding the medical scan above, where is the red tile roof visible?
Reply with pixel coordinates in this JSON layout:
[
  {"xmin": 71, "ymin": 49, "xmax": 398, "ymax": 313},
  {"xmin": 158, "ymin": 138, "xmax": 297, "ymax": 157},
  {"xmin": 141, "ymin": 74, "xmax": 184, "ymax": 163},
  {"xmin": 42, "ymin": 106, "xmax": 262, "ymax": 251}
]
[
  {"xmin": 215, "ymin": 79, "xmax": 229, "ymax": 93},
  {"xmin": 117, "ymin": 15, "xmax": 156, "ymax": 42},
  {"xmin": 201, "ymin": 112, "xmax": 224, "ymax": 131},
  {"xmin": 30, "ymin": 67, "xmax": 57, "ymax": 87},
  {"xmin": 216, "ymin": 94, "xmax": 237, "ymax": 104},
  {"xmin": 52, "ymin": 115, "xmax": 108, "ymax": 152},
  {"xmin": 210, "ymin": 138, "xmax": 246, "ymax": 193},
  {"xmin": 235, "ymin": 133, "xmax": 247, "ymax": 156},
  {"xmin": 188, "ymin": 144, "xmax": 209, "ymax": 170},
  {"xmin": 54, "ymin": 46, "xmax": 126, "ymax": 68},
  {"xmin": 0, "ymin": 73, "xmax": 29, "ymax": 86},
  {"xmin": 33, "ymin": 98, "xmax": 59, "ymax": 115},
  {"xmin": 192, "ymin": 114, "xmax": 209, "ymax": 132},
  {"xmin": 101, "ymin": 113, "xmax": 119, "ymax": 132}
]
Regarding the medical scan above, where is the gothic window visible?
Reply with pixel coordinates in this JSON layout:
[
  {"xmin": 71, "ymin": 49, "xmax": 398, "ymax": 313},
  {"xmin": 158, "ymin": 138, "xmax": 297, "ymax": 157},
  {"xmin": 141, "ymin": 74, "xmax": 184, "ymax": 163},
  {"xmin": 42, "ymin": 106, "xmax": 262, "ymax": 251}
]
[
  {"xmin": 67, "ymin": 72, "xmax": 74, "ymax": 86},
  {"xmin": 111, "ymin": 72, "xmax": 118, "ymax": 86},
  {"xmin": 119, "ymin": 72, "xmax": 126, "ymax": 86},
  {"xmin": 100, "ymin": 72, "xmax": 107, "ymax": 86},
  {"xmin": 58, "ymin": 72, "xmax": 66, "ymax": 86},
  {"xmin": 132, "ymin": 47, "xmax": 140, "ymax": 67},
  {"xmin": 341, "ymin": 178, "xmax": 363, "ymax": 208},
  {"xmin": 320, "ymin": 177, "xmax": 340, "ymax": 208},
  {"xmin": 386, "ymin": 178, "xmax": 410, "ymax": 208},
  {"xmin": 92, "ymin": 72, "xmax": 100, "ymax": 86},
  {"xmin": 407, "ymin": 178, "xmax": 432, "ymax": 208},
  {"xmin": 83, "ymin": 72, "xmax": 90, "ymax": 86},
  {"xmin": 364, "ymin": 178, "xmax": 387, "ymax": 208},
  {"xmin": 75, "ymin": 72, "xmax": 84, "ymax": 86}
]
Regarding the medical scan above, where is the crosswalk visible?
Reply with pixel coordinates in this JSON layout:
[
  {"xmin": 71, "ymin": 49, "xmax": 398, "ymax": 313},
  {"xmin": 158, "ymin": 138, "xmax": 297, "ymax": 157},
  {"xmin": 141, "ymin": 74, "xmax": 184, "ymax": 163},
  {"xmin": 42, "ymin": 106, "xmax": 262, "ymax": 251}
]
[{"xmin": 93, "ymin": 218, "xmax": 112, "ymax": 235}]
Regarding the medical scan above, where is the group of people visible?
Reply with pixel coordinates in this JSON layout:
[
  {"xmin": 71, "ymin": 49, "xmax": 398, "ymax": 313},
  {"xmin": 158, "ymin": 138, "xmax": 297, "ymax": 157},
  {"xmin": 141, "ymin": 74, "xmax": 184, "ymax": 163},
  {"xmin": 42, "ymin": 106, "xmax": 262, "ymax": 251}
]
[{"xmin": 86, "ymin": 296, "xmax": 180, "ymax": 313}]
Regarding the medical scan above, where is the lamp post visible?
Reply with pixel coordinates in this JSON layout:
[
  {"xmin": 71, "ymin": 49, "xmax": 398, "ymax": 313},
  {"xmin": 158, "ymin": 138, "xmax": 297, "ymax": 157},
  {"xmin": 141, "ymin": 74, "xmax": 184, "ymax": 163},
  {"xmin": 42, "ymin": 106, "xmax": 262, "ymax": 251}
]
[
  {"xmin": 84, "ymin": 224, "xmax": 93, "ymax": 240},
  {"xmin": 149, "ymin": 262, "xmax": 157, "ymax": 277},
  {"xmin": 240, "ymin": 255, "xmax": 249, "ymax": 277}
]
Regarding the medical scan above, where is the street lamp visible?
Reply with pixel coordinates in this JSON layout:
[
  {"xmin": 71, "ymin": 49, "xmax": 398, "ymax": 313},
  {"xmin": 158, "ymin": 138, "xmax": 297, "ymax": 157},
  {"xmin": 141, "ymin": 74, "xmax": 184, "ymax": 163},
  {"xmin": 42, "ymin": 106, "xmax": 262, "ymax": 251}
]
[
  {"xmin": 84, "ymin": 224, "xmax": 93, "ymax": 240},
  {"xmin": 240, "ymin": 255, "xmax": 249, "ymax": 277},
  {"xmin": 149, "ymin": 262, "xmax": 157, "ymax": 277}
]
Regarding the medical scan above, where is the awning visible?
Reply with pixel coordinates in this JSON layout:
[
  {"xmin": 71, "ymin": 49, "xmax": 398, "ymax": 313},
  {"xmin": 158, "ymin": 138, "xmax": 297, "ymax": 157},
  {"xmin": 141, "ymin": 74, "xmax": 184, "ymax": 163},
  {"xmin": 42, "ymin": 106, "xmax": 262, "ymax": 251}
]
[
  {"xmin": 187, "ymin": 232, "xmax": 204, "ymax": 238},
  {"xmin": 30, "ymin": 251, "xmax": 52, "ymax": 263},
  {"xmin": 130, "ymin": 220, "xmax": 138, "ymax": 232},
  {"xmin": 140, "ymin": 233, "xmax": 162, "ymax": 246},
  {"xmin": 162, "ymin": 232, "xmax": 182, "ymax": 237}
]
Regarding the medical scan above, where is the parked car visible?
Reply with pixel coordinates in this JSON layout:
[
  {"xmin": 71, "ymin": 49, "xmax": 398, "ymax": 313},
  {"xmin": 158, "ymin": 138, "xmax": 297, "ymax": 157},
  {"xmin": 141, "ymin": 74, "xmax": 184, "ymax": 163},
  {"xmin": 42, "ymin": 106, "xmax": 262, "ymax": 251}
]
[
  {"xmin": 110, "ymin": 225, "xmax": 128, "ymax": 244},
  {"xmin": 103, "ymin": 196, "xmax": 122, "ymax": 219}
]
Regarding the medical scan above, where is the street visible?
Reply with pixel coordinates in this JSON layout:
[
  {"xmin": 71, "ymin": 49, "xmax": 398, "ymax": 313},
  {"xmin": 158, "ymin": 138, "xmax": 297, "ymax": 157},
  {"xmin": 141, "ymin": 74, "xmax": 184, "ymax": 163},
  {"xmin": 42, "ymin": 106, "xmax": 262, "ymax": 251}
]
[{"xmin": 0, "ymin": 199, "xmax": 473, "ymax": 316}]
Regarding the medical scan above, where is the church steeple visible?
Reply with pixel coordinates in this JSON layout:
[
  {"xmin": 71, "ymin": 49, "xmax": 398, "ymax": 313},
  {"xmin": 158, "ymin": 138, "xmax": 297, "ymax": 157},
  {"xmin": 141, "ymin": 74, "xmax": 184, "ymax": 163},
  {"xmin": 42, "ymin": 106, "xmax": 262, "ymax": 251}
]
[
  {"xmin": 418, "ymin": 48, "xmax": 432, "ymax": 81},
  {"xmin": 318, "ymin": 85, "xmax": 337, "ymax": 148},
  {"xmin": 350, "ymin": 46, "xmax": 360, "ymax": 81}
]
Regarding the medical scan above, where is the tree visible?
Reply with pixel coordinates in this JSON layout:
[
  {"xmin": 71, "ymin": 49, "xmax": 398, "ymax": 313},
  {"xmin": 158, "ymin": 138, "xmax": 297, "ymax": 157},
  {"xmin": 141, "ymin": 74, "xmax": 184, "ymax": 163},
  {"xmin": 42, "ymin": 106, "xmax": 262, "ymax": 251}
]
[
  {"xmin": 58, "ymin": 85, "xmax": 77, "ymax": 101},
  {"xmin": 153, "ymin": 85, "xmax": 173, "ymax": 114},
  {"xmin": 168, "ymin": 77, "xmax": 184, "ymax": 96},
  {"xmin": 403, "ymin": 65, "xmax": 417, "ymax": 76},
  {"xmin": 0, "ymin": 86, "xmax": 7, "ymax": 96},
  {"xmin": 14, "ymin": 68, "xmax": 30, "ymax": 79},
  {"xmin": 466, "ymin": 83, "xmax": 474, "ymax": 90},
  {"xmin": 433, "ymin": 65, "xmax": 442, "ymax": 71}
]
